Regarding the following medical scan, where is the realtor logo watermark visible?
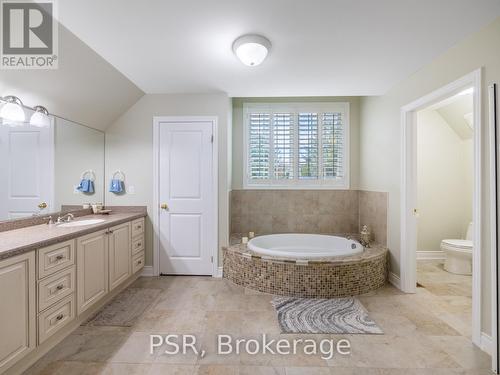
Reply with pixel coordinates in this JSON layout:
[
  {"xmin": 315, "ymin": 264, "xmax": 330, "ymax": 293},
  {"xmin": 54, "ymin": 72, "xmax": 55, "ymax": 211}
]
[
  {"xmin": 151, "ymin": 334, "xmax": 352, "ymax": 361},
  {"xmin": 1, "ymin": 0, "xmax": 58, "ymax": 69}
]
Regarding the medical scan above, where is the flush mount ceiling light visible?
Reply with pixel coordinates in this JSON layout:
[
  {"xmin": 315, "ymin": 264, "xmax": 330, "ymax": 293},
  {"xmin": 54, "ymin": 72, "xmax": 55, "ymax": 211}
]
[
  {"xmin": 0, "ymin": 95, "xmax": 25, "ymax": 122},
  {"xmin": 232, "ymin": 34, "xmax": 271, "ymax": 67},
  {"xmin": 30, "ymin": 105, "xmax": 50, "ymax": 127}
]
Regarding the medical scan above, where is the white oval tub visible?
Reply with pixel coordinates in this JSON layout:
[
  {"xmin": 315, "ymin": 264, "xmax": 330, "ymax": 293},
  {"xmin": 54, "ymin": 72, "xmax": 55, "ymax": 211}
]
[{"xmin": 247, "ymin": 234, "xmax": 363, "ymax": 259}]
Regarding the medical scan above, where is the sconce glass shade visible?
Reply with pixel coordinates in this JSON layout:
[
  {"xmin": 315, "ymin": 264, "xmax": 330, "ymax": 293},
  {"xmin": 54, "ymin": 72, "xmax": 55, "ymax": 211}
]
[
  {"xmin": 0, "ymin": 96, "xmax": 25, "ymax": 122},
  {"xmin": 30, "ymin": 105, "xmax": 50, "ymax": 127}
]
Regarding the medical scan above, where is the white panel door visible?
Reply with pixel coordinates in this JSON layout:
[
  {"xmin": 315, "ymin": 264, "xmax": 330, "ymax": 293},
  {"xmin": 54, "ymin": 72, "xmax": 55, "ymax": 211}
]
[
  {"xmin": 159, "ymin": 119, "xmax": 214, "ymax": 275},
  {"xmin": 0, "ymin": 121, "xmax": 54, "ymax": 220}
]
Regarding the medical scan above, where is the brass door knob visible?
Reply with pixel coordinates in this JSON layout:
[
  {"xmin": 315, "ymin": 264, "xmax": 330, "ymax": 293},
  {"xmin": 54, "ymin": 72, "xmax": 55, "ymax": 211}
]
[
  {"xmin": 38, "ymin": 202, "xmax": 47, "ymax": 209},
  {"xmin": 160, "ymin": 203, "xmax": 169, "ymax": 210}
]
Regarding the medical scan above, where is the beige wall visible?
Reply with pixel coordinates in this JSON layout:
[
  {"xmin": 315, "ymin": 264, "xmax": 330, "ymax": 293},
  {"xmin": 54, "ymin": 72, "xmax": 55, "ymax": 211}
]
[
  {"xmin": 105, "ymin": 93, "xmax": 232, "ymax": 267},
  {"xmin": 359, "ymin": 17, "xmax": 500, "ymax": 335},
  {"xmin": 416, "ymin": 109, "xmax": 473, "ymax": 252},
  {"xmin": 54, "ymin": 117, "xmax": 105, "ymax": 209},
  {"xmin": 231, "ymin": 97, "xmax": 360, "ymax": 189},
  {"xmin": 0, "ymin": 24, "xmax": 143, "ymax": 130}
]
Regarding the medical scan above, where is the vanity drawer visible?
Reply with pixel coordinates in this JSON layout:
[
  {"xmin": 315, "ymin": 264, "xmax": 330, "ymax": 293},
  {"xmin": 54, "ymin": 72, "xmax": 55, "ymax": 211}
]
[
  {"xmin": 38, "ymin": 240, "xmax": 75, "ymax": 279},
  {"xmin": 132, "ymin": 251, "xmax": 145, "ymax": 274},
  {"xmin": 131, "ymin": 234, "xmax": 145, "ymax": 256},
  {"xmin": 38, "ymin": 266, "xmax": 76, "ymax": 312},
  {"xmin": 38, "ymin": 294, "xmax": 75, "ymax": 344},
  {"xmin": 131, "ymin": 218, "xmax": 144, "ymax": 238}
]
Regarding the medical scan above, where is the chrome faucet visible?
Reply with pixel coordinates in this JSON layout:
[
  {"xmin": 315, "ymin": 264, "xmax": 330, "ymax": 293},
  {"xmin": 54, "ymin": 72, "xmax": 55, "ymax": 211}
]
[{"xmin": 56, "ymin": 213, "xmax": 74, "ymax": 224}]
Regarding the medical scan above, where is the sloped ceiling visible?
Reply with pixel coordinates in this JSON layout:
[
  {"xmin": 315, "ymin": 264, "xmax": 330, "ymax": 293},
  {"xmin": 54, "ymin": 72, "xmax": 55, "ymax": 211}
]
[
  {"xmin": 57, "ymin": 0, "xmax": 500, "ymax": 96},
  {"xmin": 437, "ymin": 94, "xmax": 474, "ymax": 140},
  {"xmin": 0, "ymin": 24, "xmax": 144, "ymax": 130}
]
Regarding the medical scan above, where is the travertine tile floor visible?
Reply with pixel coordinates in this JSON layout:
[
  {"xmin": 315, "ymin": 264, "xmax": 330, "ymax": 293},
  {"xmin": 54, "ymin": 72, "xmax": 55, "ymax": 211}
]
[
  {"xmin": 417, "ymin": 260, "xmax": 473, "ymax": 339},
  {"xmin": 27, "ymin": 267, "xmax": 491, "ymax": 375}
]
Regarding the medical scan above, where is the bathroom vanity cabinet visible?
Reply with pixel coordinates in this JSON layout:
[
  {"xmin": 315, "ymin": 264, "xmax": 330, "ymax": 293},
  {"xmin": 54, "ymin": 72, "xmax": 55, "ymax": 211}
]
[
  {"xmin": 0, "ymin": 214, "xmax": 145, "ymax": 374},
  {"xmin": 0, "ymin": 252, "xmax": 36, "ymax": 372},
  {"xmin": 108, "ymin": 223, "xmax": 132, "ymax": 291},
  {"xmin": 77, "ymin": 229, "xmax": 109, "ymax": 315}
]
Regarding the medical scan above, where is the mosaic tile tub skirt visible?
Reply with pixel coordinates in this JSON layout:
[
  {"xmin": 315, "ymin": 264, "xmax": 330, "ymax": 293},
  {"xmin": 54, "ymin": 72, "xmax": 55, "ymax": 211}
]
[{"xmin": 222, "ymin": 243, "xmax": 388, "ymax": 298}]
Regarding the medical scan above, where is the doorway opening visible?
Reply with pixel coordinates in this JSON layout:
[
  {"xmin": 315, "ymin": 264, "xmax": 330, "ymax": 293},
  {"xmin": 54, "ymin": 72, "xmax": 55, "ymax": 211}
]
[
  {"xmin": 400, "ymin": 70, "xmax": 485, "ymax": 350},
  {"xmin": 415, "ymin": 86, "xmax": 474, "ymax": 339}
]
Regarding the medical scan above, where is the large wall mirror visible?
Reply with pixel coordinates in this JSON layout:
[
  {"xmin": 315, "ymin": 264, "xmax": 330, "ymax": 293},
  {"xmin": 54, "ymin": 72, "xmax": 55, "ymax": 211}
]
[{"xmin": 0, "ymin": 107, "xmax": 105, "ymax": 221}]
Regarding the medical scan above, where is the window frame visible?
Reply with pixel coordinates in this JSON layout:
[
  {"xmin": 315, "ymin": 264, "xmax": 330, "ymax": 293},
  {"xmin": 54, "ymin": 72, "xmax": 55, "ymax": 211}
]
[{"xmin": 243, "ymin": 102, "xmax": 350, "ymax": 190}]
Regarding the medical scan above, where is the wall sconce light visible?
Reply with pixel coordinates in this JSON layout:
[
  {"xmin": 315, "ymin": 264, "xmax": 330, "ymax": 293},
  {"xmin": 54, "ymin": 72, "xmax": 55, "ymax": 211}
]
[
  {"xmin": 0, "ymin": 96, "xmax": 25, "ymax": 122},
  {"xmin": 0, "ymin": 96, "xmax": 51, "ymax": 126},
  {"xmin": 30, "ymin": 105, "xmax": 50, "ymax": 127}
]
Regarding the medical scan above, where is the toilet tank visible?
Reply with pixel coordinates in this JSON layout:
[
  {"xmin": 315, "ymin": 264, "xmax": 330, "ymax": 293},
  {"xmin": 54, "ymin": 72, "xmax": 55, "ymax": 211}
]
[{"xmin": 466, "ymin": 222, "xmax": 473, "ymax": 241}]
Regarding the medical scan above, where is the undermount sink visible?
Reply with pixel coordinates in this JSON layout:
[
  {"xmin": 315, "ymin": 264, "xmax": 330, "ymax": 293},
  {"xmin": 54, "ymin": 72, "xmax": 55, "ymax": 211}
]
[{"xmin": 57, "ymin": 219, "xmax": 106, "ymax": 228}]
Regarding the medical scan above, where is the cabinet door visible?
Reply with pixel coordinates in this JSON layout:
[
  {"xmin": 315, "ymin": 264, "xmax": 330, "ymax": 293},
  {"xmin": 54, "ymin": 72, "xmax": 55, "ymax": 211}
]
[
  {"xmin": 0, "ymin": 252, "xmax": 35, "ymax": 373},
  {"xmin": 77, "ymin": 230, "xmax": 108, "ymax": 315},
  {"xmin": 109, "ymin": 223, "xmax": 131, "ymax": 291}
]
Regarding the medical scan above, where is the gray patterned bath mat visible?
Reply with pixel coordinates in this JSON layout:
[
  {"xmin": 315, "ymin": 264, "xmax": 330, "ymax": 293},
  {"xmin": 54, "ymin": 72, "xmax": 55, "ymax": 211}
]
[
  {"xmin": 272, "ymin": 296, "xmax": 383, "ymax": 334},
  {"xmin": 84, "ymin": 288, "xmax": 162, "ymax": 327}
]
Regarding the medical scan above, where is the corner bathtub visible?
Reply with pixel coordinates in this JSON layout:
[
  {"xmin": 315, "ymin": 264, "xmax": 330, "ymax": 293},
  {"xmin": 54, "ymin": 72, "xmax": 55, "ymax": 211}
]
[
  {"xmin": 223, "ymin": 233, "xmax": 388, "ymax": 298},
  {"xmin": 248, "ymin": 233, "xmax": 363, "ymax": 259}
]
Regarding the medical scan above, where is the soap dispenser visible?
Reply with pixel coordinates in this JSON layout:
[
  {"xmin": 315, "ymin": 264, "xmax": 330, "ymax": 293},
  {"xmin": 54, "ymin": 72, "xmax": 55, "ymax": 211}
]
[{"xmin": 360, "ymin": 225, "xmax": 371, "ymax": 247}]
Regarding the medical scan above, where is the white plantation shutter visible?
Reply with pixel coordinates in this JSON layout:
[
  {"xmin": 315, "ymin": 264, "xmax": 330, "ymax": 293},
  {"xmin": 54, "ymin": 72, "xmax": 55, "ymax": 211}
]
[
  {"xmin": 244, "ymin": 103, "xmax": 349, "ymax": 188},
  {"xmin": 322, "ymin": 112, "xmax": 344, "ymax": 179},
  {"xmin": 273, "ymin": 113, "xmax": 294, "ymax": 179},
  {"xmin": 298, "ymin": 113, "xmax": 319, "ymax": 179},
  {"xmin": 248, "ymin": 113, "xmax": 271, "ymax": 179}
]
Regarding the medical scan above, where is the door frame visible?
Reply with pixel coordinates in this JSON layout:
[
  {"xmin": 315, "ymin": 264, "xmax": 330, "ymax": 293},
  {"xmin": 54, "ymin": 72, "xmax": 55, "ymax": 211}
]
[
  {"xmin": 488, "ymin": 83, "xmax": 498, "ymax": 373},
  {"xmin": 400, "ymin": 69, "xmax": 486, "ymax": 348},
  {"xmin": 152, "ymin": 116, "xmax": 219, "ymax": 277}
]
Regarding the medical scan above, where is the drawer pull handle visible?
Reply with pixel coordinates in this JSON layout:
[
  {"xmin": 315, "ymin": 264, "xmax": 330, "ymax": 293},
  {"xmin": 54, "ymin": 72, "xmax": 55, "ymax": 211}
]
[
  {"xmin": 138, "ymin": 260, "xmax": 142, "ymax": 265},
  {"xmin": 56, "ymin": 284, "xmax": 64, "ymax": 290},
  {"xmin": 54, "ymin": 255, "xmax": 64, "ymax": 262},
  {"xmin": 56, "ymin": 314, "xmax": 64, "ymax": 321},
  {"xmin": 137, "ymin": 242, "xmax": 141, "ymax": 247}
]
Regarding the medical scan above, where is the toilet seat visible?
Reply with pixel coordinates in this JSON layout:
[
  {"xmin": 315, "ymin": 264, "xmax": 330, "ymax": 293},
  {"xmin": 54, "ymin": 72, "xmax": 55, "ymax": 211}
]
[
  {"xmin": 441, "ymin": 223, "xmax": 473, "ymax": 275},
  {"xmin": 441, "ymin": 239, "xmax": 472, "ymax": 250},
  {"xmin": 441, "ymin": 238, "xmax": 472, "ymax": 275}
]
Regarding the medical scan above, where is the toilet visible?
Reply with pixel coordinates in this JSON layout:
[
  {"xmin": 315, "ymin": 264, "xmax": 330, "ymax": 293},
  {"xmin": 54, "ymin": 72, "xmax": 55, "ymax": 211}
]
[{"xmin": 441, "ymin": 222, "xmax": 473, "ymax": 275}]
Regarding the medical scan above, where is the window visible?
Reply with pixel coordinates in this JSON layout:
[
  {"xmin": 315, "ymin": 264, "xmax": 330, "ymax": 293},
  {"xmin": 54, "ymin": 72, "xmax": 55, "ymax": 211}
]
[{"xmin": 244, "ymin": 102, "xmax": 349, "ymax": 188}]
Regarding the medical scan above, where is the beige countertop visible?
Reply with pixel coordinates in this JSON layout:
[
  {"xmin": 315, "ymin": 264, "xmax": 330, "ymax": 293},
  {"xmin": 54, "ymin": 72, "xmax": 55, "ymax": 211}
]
[{"xmin": 0, "ymin": 212, "xmax": 146, "ymax": 261}]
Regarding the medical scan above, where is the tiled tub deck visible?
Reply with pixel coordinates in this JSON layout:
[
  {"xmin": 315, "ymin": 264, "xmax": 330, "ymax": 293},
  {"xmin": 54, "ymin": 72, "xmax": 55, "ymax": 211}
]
[{"xmin": 223, "ymin": 235, "xmax": 388, "ymax": 298}]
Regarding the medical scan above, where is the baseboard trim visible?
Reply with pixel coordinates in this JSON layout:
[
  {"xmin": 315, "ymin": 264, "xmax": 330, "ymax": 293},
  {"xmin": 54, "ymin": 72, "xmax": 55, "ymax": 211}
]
[
  {"xmin": 480, "ymin": 332, "xmax": 493, "ymax": 355},
  {"xmin": 214, "ymin": 266, "xmax": 223, "ymax": 278},
  {"xmin": 417, "ymin": 251, "xmax": 445, "ymax": 260},
  {"xmin": 388, "ymin": 272, "xmax": 401, "ymax": 290},
  {"xmin": 141, "ymin": 266, "xmax": 154, "ymax": 277}
]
